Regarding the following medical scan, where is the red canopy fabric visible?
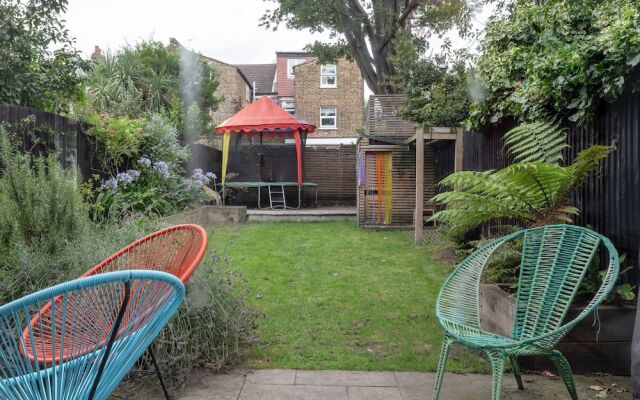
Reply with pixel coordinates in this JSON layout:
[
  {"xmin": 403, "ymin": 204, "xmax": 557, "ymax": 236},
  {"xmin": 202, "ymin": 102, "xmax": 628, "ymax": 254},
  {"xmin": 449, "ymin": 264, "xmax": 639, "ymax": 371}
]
[{"xmin": 215, "ymin": 96, "xmax": 316, "ymax": 135}]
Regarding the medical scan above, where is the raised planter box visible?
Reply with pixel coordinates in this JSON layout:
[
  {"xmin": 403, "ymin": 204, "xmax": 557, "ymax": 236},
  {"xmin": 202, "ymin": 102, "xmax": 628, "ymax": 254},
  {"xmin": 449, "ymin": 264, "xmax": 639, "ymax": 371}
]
[
  {"xmin": 161, "ymin": 206, "xmax": 247, "ymax": 228},
  {"xmin": 479, "ymin": 283, "xmax": 635, "ymax": 375}
]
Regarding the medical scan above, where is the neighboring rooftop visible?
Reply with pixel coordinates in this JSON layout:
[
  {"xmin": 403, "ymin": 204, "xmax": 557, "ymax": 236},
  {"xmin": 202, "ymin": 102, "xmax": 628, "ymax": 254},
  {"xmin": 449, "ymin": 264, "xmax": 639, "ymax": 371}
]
[
  {"xmin": 275, "ymin": 51, "xmax": 311, "ymax": 57},
  {"xmin": 235, "ymin": 63, "xmax": 277, "ymax": 95}
]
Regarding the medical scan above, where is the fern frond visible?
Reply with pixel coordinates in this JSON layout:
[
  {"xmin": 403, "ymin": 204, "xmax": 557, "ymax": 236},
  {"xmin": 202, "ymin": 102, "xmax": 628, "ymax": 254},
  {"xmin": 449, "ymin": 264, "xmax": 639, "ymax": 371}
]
[{"xmin": 504, "ymin": 121, "xmax": 568, "ymax": 164}]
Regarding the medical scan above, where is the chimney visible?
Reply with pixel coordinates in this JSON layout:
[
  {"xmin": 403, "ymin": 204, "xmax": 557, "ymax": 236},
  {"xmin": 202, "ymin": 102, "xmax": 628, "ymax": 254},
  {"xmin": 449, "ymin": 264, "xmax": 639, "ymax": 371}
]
[
  {"xmin": 90, "ymin": 45, "xmax": 103, "ymax": 62},
  {"xmin": 169, "ymin": 37, "xmax": 182, "ymax": 49}
]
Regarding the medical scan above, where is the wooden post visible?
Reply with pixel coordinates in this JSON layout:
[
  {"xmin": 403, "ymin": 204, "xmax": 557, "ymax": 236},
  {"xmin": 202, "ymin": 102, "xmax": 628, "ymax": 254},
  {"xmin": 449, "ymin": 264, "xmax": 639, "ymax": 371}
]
[
  {"xmin": 455, "ymin": 127, "xmax": 464, "ymax": 172},
  {"xmin": 415, "ymin": 127, "xmax": 424, "ymax": 244}
]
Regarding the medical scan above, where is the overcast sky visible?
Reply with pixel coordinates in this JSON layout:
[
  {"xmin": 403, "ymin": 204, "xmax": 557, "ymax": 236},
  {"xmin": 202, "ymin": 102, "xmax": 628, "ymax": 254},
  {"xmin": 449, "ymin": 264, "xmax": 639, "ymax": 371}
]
[
  {"xmin": 65, "ymin": 0, "xmax": 331, "ymax": 63},
  {"xmin": 64, "ymin": 1, "xmax": 490, "ymax": 65}
]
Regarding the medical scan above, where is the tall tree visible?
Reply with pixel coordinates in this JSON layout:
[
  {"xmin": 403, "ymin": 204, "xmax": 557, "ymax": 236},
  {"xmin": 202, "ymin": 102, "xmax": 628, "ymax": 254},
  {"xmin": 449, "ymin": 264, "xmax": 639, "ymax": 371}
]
[
  {"xmin": 262, "ymin": 0, "xmax": 475, "ymax": 94},
  {"xmin": 0, "ymin": 0, "xmax": 87, "ymax": 113}
]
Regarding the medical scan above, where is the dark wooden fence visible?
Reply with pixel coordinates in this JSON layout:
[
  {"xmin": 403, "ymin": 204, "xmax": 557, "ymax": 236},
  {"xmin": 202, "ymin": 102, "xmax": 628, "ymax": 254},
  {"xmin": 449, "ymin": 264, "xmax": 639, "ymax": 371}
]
[
  {"xmin": 462, "ymin": 90, "xmax": 640, "ymax": 283},
  {"xmin": 0, "ymin": 105, "xmax": 108, "ymax": 180},
  {"xmin": 224, "ymin": 143, "xmax": 357, "ymax": 206}
]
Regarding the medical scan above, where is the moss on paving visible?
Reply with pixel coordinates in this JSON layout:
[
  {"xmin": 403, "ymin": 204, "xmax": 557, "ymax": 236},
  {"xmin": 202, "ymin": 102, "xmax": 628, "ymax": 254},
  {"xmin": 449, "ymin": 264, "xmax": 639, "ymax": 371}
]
[{"xmin": 209, "ymin": 221, "xmax": 487, "ymax": 372}]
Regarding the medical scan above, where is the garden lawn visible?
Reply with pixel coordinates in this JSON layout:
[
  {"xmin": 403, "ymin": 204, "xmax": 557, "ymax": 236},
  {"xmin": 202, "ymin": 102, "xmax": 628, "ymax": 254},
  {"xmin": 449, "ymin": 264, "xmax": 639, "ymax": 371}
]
[{"xmin": 209, "ymin": 221, "xmax": 487, "ymax": 372}]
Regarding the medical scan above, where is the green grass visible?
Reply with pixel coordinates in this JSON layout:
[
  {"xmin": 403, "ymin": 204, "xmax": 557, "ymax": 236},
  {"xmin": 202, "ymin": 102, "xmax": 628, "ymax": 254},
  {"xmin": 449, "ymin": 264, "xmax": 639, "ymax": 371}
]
[{"xmin": 209, "ymin": 221, "xmax": 487, "ymax": 372}]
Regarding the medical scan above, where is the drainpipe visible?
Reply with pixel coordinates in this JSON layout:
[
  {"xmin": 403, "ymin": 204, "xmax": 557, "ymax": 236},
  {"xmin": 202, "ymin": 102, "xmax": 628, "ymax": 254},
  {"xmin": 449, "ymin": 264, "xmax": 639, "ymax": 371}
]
[{"xmin": 253, "ymin": 80, "xmax": 256, "ymax": 102}]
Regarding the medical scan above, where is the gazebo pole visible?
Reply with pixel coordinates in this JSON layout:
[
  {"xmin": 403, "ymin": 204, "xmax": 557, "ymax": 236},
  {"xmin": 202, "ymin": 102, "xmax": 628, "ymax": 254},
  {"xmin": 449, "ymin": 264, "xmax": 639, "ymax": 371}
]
[
  {"xmin": 293, "ymin": 129, "xmax": 303, "ymax": 186},
  {"xmin": 221, "ymin": 132, "xmax": 231, "ymax": 205},
  {"xmin": 415, "ymin": 127, "xmax": 424, "ymax": 244}
]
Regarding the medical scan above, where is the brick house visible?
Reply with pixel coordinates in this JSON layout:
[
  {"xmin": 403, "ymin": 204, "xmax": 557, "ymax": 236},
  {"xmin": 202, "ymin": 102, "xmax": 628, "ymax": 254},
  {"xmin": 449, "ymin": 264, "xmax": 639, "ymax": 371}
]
[
  {"xmin": 196, "ymin": 48, "xmax": 364, "ymax": 138},
  {"xmin": 271, "ymin": 52, "xmax": 315, "ymax": 115},
  {"xmin": 293, "ymin": 58, "xmax": 364, "ymax": 138},
  {"xmin": 169, "ymin": 38, "xmax": 252, "ymax": 128},
  {"xmin": 201, "ymin": 56, "xmax": 252, "ymax": 126}
]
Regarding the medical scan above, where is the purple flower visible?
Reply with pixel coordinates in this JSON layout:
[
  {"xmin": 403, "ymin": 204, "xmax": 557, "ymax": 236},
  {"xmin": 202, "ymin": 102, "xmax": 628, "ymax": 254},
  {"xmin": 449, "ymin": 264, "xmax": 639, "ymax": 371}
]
[
  {"xmin": 138, "ymin": 157, "xmax": 152, "ymax": 168},
  {"xmin": 116, "ymin": 169, "xmax": 141, "ymax": 185},
  {"xmin": 126, "ymin": 169, "xmax": 141, "ymax": 180},
  {"xmin": 194, "ymin": 180, "xmax": 204, "ymax": 188},
  {"xmin": 101, "ymin": 177, "xmax": 118, "ymax": 190},
  {"xmin": 206, "ymin": 172, "xmax": 217, "ymax": 180},
  {"xmin": 154, "ymin": 161, "xmax": 170, "ymax": 178},
  {"xmin": 191, "ymin": 169, "xmax": 210, "ymax": 185}
]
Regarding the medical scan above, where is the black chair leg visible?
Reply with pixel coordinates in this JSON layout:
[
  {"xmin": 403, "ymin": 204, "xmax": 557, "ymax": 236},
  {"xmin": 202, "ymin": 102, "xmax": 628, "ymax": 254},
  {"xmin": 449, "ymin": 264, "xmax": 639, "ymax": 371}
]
[
  {"xmin": 149, "ymin": 346, "xmax": 172, "ymax": 400},
  {"xmin": 88, "ymin": 280, "xmax": 131, "ymax": 400}
]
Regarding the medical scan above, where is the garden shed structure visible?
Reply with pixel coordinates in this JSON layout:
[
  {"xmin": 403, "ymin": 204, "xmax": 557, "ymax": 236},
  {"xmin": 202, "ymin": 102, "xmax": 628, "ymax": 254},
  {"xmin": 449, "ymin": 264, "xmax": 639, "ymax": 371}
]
[{"xmin": 357, "ymin": 127, "xmax": 462, "ymax": 232}]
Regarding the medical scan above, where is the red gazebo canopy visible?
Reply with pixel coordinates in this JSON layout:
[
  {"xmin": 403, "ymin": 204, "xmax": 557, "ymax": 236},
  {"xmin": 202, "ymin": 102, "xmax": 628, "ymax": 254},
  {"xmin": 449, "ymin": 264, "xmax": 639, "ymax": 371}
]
[
  {"xmin": 215, "ymin": 97, "xmax": 316, "ymax": 185},
  {"xmin": 215, "ymin": 96, "xmax": 315, "ymax": 135}
]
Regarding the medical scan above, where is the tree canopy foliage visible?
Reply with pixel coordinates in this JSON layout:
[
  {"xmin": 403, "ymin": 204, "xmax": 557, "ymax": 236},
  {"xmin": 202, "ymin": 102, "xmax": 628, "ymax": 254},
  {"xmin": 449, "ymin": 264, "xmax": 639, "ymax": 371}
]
[
  {"xmin": 262, "ymin": 0, "xmax": 478, "ymax": 94},
  {"xmin": 0, "ymin": 0, "xmax": 88, "ymax": 113},
  {"xmin": 83, "ymin": 40, "xmax": 220, "ymax": 136},
  {"xmin": 469, "ymin": 0, "xmax": 640, "ymax": 129},
  {"xmin": 392, "ymin": 32, "xmax": 470, "ymax": 127}
]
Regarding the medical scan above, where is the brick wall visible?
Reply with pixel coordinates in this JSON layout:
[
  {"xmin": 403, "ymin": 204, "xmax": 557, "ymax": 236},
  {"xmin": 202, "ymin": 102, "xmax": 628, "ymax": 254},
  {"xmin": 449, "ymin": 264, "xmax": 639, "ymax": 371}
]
[
  {"xmin": 294, "ymin": 58, "xmax": 364, "ymax": 137},
  {"xmin": 275, "ymin": 53, "xmax": 314, "ymax": 97},
  {"xmin": 207, "ymin": 59, "xmax": 251, "ymax": 127}
]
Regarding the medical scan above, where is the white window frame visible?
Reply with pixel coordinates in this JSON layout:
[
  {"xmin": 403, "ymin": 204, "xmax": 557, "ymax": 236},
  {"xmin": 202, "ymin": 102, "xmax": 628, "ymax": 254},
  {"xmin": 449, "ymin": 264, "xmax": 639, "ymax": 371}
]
[
  {"xmin": 320, "ymin": 106, "xmax": 337, "ymax": 129},
  {"xmin": 320, "ymin": 64, "xmax": 337, "ymax": 88},
  {"xmin": 281, "ymin": 99, "xmax": 295, "ymax": 115},
  {"xmin": 287, "ymin": 59, "xmax": 306, "ymax": 79}
]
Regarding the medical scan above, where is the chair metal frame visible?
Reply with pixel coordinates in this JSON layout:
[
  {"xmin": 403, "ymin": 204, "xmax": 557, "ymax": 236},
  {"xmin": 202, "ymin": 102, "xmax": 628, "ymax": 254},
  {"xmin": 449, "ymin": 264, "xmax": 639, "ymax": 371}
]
[
  {"xmin": 23, "ymin": 224, "xmax": 208, "ymax": 400},
  {"xmin": 433, "ymin": 225, "xmax": 620, "ymax": 400},
  {"xmin": 1, "ymin": 270, "xmax": 184, "ymax": 400}
]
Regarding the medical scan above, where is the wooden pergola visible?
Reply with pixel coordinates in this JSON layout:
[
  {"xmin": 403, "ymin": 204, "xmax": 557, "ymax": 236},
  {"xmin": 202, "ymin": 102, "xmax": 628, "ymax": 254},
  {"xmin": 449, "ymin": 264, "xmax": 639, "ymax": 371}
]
[{"xmin": 409, "ymin": 127, "xmax": 464, "ymax": 244}]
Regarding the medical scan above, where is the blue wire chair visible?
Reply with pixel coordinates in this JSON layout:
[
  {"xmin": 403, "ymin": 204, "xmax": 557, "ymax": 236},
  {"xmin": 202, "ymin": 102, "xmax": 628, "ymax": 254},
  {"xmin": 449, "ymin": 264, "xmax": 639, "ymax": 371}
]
[{"xmin": 0, "ymin": 270, "xmax": 185, "ymax": 400}]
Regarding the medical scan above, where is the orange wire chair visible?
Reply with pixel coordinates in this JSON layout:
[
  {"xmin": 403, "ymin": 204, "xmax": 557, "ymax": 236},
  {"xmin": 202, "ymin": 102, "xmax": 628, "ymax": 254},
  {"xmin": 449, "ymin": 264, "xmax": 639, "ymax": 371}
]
[
  {"xmin": 21, "ymin": 224, "xmax": 208, "ymax": 399},
  {"xmin": 80, "ymin": 223, "xmax": 208, "ymax": 284}
]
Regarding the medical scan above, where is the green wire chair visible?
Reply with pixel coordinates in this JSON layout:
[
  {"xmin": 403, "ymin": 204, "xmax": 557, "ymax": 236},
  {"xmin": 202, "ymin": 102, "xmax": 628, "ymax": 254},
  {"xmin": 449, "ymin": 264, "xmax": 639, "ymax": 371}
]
[{"xmin": 433, "ymin": 225, "xmax": 620, "ymax": 400}]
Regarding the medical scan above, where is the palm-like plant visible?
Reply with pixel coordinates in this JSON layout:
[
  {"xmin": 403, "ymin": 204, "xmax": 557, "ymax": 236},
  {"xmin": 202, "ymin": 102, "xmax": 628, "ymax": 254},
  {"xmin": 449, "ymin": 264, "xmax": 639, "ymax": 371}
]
[{"xmin": 429, "ymin": 122, "xmax": 614, "ymax": 236}]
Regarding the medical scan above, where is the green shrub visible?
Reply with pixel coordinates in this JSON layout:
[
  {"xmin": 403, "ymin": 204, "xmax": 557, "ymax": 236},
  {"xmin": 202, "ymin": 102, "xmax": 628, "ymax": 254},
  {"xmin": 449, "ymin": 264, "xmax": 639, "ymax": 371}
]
[
  {"xmin": 136, "ymin": 254, "xmax": 260, "ymax": 388},
  {"xmin": 0, "ymin": 126, "xmax": 259, "ymax": 384},
  {"xmin": 86, "ymin": 114, "xmax": 146, "ymax": 175}
]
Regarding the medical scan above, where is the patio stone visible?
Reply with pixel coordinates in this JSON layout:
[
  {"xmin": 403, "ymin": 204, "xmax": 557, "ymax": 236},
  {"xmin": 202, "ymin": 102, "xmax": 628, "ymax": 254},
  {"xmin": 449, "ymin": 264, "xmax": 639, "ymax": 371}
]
[
  {"xmin": 128, "ymin": 368, "xmax": 632, "ymax": 399},
  {"xmin": 393, "ymin": 371, "xmax": 435, "ymax": 386},
  {"xmin": 244, "ymin": 368, "xmax": 297, "ymax": 385},
  {"xmin": 347, "ymin": 386, "xmax": 403, "ymax": 399},
  {"xmin": 239, "ymin": 383, "xmax": 348, "ymax": 400},
  {"xmin": 295, "ymin": 370, "xmax": 397, "ymax": 387}
]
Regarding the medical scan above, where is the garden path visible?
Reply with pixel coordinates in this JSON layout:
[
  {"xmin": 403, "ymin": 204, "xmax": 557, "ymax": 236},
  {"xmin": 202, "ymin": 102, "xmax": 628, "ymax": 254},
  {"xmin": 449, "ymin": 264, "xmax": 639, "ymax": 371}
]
[{"xmin": 131, "ymin": 368, "xmax": 631, "ymax": 399}]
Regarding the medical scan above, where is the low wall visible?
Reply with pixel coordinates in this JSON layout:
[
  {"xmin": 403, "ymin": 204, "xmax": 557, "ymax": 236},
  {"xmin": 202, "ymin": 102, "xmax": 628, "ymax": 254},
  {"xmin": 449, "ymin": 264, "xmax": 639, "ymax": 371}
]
[
  {"xmin": 161, "ymin": 206, "xmax": 247, "ymax": 228},
  {"xmin": 479, "ymin": 284, "xmax": 635, "ymax": 375}
]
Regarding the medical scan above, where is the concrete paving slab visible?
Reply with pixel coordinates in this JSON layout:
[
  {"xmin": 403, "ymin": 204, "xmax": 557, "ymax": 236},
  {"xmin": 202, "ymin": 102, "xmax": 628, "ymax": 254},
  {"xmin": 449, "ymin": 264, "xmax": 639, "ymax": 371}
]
[
  {"xmin": 347, "ymin": 386, "xmax": 403, "ymax": 400},
  {"xmin": 122, "ymin": 368, "xmax": 632, "ymax": 400},
  {"xmin": 393, "ymin": 371, "xmax": 435, "ymax": 387},
  {"xmin": 295, "ymin": 370, "xmax": 397, "ymax": 387},
  {"xmin": 239, "ymin": 383, "xmax": 348, "ymax": 400},
  {"xmin": 244, "ymin": 368, "xmax": 297, "ymax": 385}
]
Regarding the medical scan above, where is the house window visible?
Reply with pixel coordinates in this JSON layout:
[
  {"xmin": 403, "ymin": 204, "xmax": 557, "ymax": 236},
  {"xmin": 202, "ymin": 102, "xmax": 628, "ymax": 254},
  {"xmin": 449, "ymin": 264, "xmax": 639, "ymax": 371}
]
[
  {"xmin": 287, "ymin": 59, "xmax": 306, "ymax": 78},
  {"xmin": 320, "ymin": 106, "xmax": 337, "ymax": 129},
  {"xmin": 320, "ymin": 64, "xmax": 337, "ymax": 88},
  {"xmin": 281, "ymin": 99, "xmax": 295, "ymax": 115}
]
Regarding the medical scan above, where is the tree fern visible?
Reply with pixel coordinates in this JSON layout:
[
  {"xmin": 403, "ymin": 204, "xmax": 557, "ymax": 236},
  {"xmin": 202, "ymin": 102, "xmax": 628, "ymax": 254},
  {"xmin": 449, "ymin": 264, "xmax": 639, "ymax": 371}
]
[{"xmin": 504, "ymin": 121, "xmax": 568, "ymax": 163}]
